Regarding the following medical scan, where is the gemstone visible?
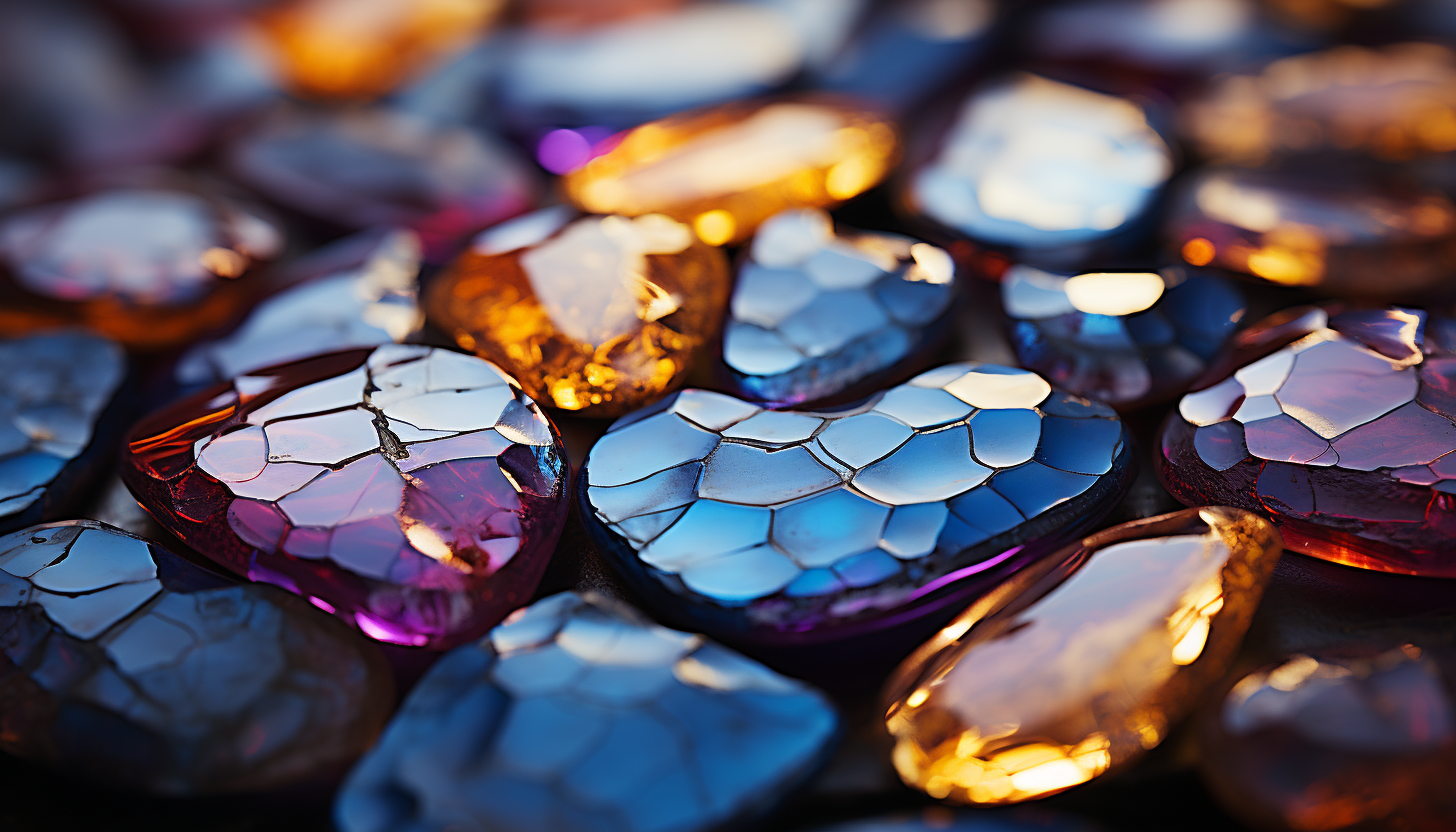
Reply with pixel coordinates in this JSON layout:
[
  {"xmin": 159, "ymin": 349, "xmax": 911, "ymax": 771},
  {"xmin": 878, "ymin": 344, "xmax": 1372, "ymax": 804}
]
[
  {"xmin": 0, "ymin": 520, "xmax": 393, "ymax": 794},
  {"xmin": 1167, "ymin": 165, "xmax": 1456, "ymax": 295},
  {"xmin": 578, "ymin": 363, "xmax": 1132, "ymax": 647},
  {"xmin": 176, "ymin": 228, "xmax": 423, "ymax": 391},
  {"xmin": 1002, "ymin": 264, "xmax": 1246, "ymax": 409},
  {"xmin": 806, "ymin": 809, "xmax": 1099, "ymax": 832},
  {"xmin": 0, "ymin": 331, "xmax": 127, "ymax": 532},
  {"xmin": 562, "ymin": 97, "xmax": 900, "ymax": 245},
  {"xmin": 901, "ymin": 72, "xmax": 1173, "ymax": 257},
  {"xmin": 1200, "ymin": 644, "xmax": 1456, "ymax": 831},
  {"xmin": 226, "ymin": 106, "xmax": 539, "ymax": 261},
  {"xmin": 719, "ymin": 208, "xmax": 957, "ymax": 406},
  {"xmin": 0, "ymin": 187, "xmax": 283, "ymax": 350},
  {"xmin": 252, "ymin": 0, "xmax": 506, "ymax": 99},
  {"xmin": 335, "ymin": 591, "xmax": 838, "ymax": 832},
  {"xmin": 121, "ymin": 345, "xmax": 570, "ymax": 649},
  {"xmin": 427, "ymin": 209, "xmax": 730, "ymax": 416},
  {"xmin": 883, "ymin": 507, "xmax": 1282, "ymax": 805},
  {"xmin": 1181, "ymin": 42, "xmax": 1456, "ymax": 164},
  {"xmin": 1157, "ymin": 305, "xmax": 1456, "ymax": 576}
]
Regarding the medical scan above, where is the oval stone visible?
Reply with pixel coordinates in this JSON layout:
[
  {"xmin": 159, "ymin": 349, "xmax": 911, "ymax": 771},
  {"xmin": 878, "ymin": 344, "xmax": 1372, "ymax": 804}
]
[
  {"xmin": 883, "ymin": 507, "xmax": 1281, "ymax": 805},
  {"xmin": 122, "ymin": 345, "xmax": 570, "ymax": 649},
  {"xmin": 720, "ymin": 209, "xmax": 957, "ymax": 407},
  {"xmin": 427, "ymin": 209, "xmax": 729, "ymax": 416},
  {"xmin": 0, "ymin": 331, "xmax": 128, "ymax": 533},
  {"xmin": 1158, "ymin": 305, "xmax": 1456, "ymax": 576},
  {"xmin": 579, "ymin": 363, "xmax": 1132, "ymax": 647},
  {"xmin": 1002, "ymin": 264, "xmax": 1245, "ymax": 409},
  {"xmin": 335, "ymin": 591, "xmax": 838, "ymax": 832},
  {"xmin": 0, "ymin": 520, "xmax": 393, "ymax": 794}
]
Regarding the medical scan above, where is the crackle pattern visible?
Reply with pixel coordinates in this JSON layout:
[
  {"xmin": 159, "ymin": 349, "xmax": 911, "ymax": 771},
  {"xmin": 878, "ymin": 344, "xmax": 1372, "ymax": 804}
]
[{"xmin": 336, "ymin": 591, "xmax": 838, "ymax": 832}]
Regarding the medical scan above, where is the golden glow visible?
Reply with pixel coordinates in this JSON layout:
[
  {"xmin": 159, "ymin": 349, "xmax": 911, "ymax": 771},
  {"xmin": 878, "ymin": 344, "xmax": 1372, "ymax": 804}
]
[
  {"xmin": 1181, "ymin": 237, "xmax": 1216, "ymax": 266},
  {"xmin": 403, "ymin": 522, "xmax": 470, "ymax": 572},
  {"xmin": 693, "ymin": 210, "xmax": 736, "ymax": 246},
  {"xmin": 908, "ymin": 243, "xmax": 955, "ymax": 285},
  {"xmin": 944, "ymin": 370, "xmax": 1052, "ymax": 410},
  {"xmin": 200, "ymin": 247, "xmax": 248, "ymax": 278},
  {"xmin": 1064, "ymin": 272, "xmax": 1166, "ymax": 316},
  {"xmin": 906, "ymin": 688, "xmax": 930, "ymax": 708}
]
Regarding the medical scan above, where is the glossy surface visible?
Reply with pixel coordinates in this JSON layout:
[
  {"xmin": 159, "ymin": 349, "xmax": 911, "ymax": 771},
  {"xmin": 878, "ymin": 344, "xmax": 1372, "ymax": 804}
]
[
  {"xmin": 336, "ymin": 591, "xmax": 838, "ymax": 832},
  {"xmin": 722, "ymin": 209, "xmax": 957, "ymax": 406},
  {"xmin": 0, "ymin": 187, "xmax": 283, "ymax": 350},
  {"xmin": 563, "ymin": 97, "xmax": 900, "ymax": 245},
  {"xmin": 0, "ymin": 521, "xmax": 392, "ymax": 794},
  {"xmin": 122, "ymin": 345, "xmax": 569, "ymax": 649},
  {"xmin": 1201, "ymin": 645, "xmax": 1456, "ymax": 831},
  {"xmin": 0, "ymin": 331, "xmax": 126, "ymax": 531},
  {"xmin": 579, "ymin": 363, "xmax": 1132, "ymax": 645},
  {"xmin": 1003, "ymin": 264, "xmax": 1245, "ymax": 409},
  {"xmin": 884, "ymin": 508, "xmax": 1281, "ymax": 805},
  {"xmin": 1028, "ymin": 0, "xmax": 1274, "ymax": 74},
  {"xmin": 428, "ymin": 209, "xmax": 729, "ymax": 416},
  {"xmin": 1159, "ymin": 306, "xmax": 1456, "ymax": 576}
]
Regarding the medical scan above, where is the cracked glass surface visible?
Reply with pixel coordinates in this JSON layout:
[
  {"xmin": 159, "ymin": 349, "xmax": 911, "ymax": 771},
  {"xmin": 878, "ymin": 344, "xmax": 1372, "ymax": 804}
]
[
  {"xmin": 581, "ymin": 362, "xmax": 1130, "ymax": 642},
  {"xmin": 336, "ymin": 591, "xmax": 838, "ymax": 832},
  {"xmin": 0, "ymin": 331, "xmax": 126, "ymax": 530},
  {"xmin": 721, "ymin": 209, "xmax": 957, "ymax": 405},
  {"xmin": 0, "ymin": 520, "xmax": 391, "ymax": 794},
  {"xmin": 123, "ymin": 345, "xmax": 569, "ymax": 649}
]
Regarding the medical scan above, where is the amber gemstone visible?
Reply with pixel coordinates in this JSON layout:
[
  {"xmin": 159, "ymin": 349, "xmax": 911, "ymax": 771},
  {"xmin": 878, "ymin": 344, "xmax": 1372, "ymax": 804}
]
[
  {"xmin": 562, "ymin": 97, "xmax": 900, "ymax": 245},
  {"xmin": 253, "ymin": 0, "xmax": 505, "ymax": 99},
  {"xmin": 1200, "ymin": 644, "xmax": 1456, "ymax": 831},
  {"xmin": 884, "ymin": 507, "xmax": 1281, "ymax": 805},
  {"xmin": 427, "ymin": 209, "xmax": 730, "ymax": 416}
]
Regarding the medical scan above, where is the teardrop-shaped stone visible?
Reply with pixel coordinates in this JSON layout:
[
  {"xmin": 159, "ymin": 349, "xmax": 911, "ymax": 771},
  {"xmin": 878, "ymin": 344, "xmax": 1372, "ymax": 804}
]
[
  {"xmin": 0, "ymin": 520, "xmax": 393, "ymax": 794},
  {"xmin": 122, "ymin": 345, "xmax": 569, "ymax": 649},
  {"xmin": 579, "ymin": 363, "xmax": 1132, "ymax": 647},
  {"xmin": 720, "ymin": 209, "xmax": 957, "ymax": 406},
  {"xmin": 1158, "ymin": 305, "xmax": 1456, "ymax": 576},
  {"xmin": 335, "ymin": 591, "xmax": 838, "ymax": 832},
  {"xmin": 883, "ymin": 507, "xmax": 1281, "ymax": 806},
  {"xmin": 427, "ymin": 209, "xmax": 729, "ymax": 416},
  {"xmin": 563, "ymin": 96, "xmax": 900, "ymax": 245}
]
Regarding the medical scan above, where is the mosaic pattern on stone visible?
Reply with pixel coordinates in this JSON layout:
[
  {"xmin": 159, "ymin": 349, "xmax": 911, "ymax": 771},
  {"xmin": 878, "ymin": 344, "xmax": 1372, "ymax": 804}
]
[
  {"xmin": 580, "ymin": 363, "xmax": 1131, "ymax": 645},
  {"xmin": 336, "ymin": 591, "xmax": 838, "ymax": 832},
  {"xmin": 1003, "ymin": 264, "xmax": 1245, "ymax": 409},
  {"xmin": 721, "ymin": 209, "xmax": 957, "ymax": 406},
  {"xmin": 0, "ymin": 521, "xmax": 392, "ymax": 794},
  {"xmin": 123, "ymin": 345, "xmax": 569, "ymax": 649},
  {"xmin": 1158, "ymin": 305, "xmax": 1456, "ymax": 575},
  {"xmin": 0, "ymin": 331, "xmax": 126, "ymax": 532}
]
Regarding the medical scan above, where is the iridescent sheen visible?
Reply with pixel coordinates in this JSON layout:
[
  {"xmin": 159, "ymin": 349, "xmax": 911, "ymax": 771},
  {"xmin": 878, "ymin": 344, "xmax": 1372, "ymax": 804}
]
[
  {"xmin": 579, "ymin": 363, "xmax": 1132, "ymax": 646},
  {"xmin": 721, "ymin": 209, "xmax": 957, "ymax": 406},
  {"xmin": 335, "ymin": 591, "xmax": 838, "ymax": 832},
  {"xmin": 0, "ymin": 521, "xmax": 392, "ymax": 794}
]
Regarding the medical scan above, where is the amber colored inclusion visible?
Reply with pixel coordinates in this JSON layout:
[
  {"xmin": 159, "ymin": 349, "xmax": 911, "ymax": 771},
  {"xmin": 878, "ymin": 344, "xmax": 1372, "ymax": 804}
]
[
  {"xmin": 427, "ymin": 210, "xmax": 730, "ymax": 416},
  {"xmin": 883, "ymin": 508, "xmax": 1281, "ymax": 805},
  {"xmin": 562, "ymin": 97, "xmax": 900, "ymax": 245}
]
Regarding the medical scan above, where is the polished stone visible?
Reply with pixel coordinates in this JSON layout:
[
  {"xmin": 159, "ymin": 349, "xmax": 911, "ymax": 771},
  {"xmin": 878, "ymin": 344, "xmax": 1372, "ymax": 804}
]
[
  {"xmin": 1159, "ymin": 305, "xmax": 1456, "ymax": 576},
  {"xmin": 721, "ymin": 209, "xmax": 957, "ymax": 406},
  {"xmin": 1003, "ymin": 264, "xmax": 1245, "ymax": 409},
  {"xmin": 563, "ymin": 96, "xmax": 899, "ymax": 245},
  {"xmin": 0, "ymin": 187, "xmax": 283, "ymax": 350},
  {"xmin": 335, "ymin": 591, "xmax": 838, "ymax": 832},
  {"xmin": 884, "ymin": 507, "xmax": 1281, "ymax": 805},
  {"xmin": 1200, "ymin": 644, "xmax": 1456, "ymax": 831},
  {"xmin": 122, "ymin": 345, "xmax": 569, "ymax": 649},
  {"xmin": 0, "ymin": 331, "xmax": 127, "ymax": 532},
  {"xmin": 427, "ymin": 210, "xmax": 729, "ymax": 417},
  {"xmin": 579, "ymin": 363, "xmax": 1132, "ymax": 647},
  {"xmin": 0, "ymin": 520, "xmax": 392, "ymax": 794}
]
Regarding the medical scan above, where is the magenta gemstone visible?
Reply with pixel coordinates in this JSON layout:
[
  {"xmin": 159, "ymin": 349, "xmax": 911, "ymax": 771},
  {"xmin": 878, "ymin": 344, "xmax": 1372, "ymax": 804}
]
[
  {"xmin": 1157, "ymin": 305, "xmax": 1456, "ymax": 577},
  {"xmin": 121, "ymin": 345, "xmax": 569, "ymax": 649}
]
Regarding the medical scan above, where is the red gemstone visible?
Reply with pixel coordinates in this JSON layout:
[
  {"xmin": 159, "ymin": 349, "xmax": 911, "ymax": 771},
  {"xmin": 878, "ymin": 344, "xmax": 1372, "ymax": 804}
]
[{"xmin": 121, "ymin": 345, "xmax": 569, "ymax": 649}]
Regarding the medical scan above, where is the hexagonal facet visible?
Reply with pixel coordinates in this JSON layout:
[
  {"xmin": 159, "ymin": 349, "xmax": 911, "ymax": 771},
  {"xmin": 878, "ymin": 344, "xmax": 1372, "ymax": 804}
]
[
  {"xmin": 122, "ymin": 345, "xmax": 569, "ymax": 649},
  {"xmin": 884, "ymin": 508, "xmax": 1281, "ymax": 806}
]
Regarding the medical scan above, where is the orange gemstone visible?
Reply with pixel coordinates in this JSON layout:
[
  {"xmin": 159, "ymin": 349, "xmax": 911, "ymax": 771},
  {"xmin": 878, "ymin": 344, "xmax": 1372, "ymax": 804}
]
[
  {"xmin": 254, "ymin": 0, "xmax": 505, "ymax": 99},
  {"xmin": 562, "ymin": 97, "xmax": 900, "ymax": 245},
  {"xmin": 426, "ymin": 209, "xmax": 730, "ymax": 416},
  {"xmin": 883, "ymin": 507, "xmax": 1281, "ymax": 806}
]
